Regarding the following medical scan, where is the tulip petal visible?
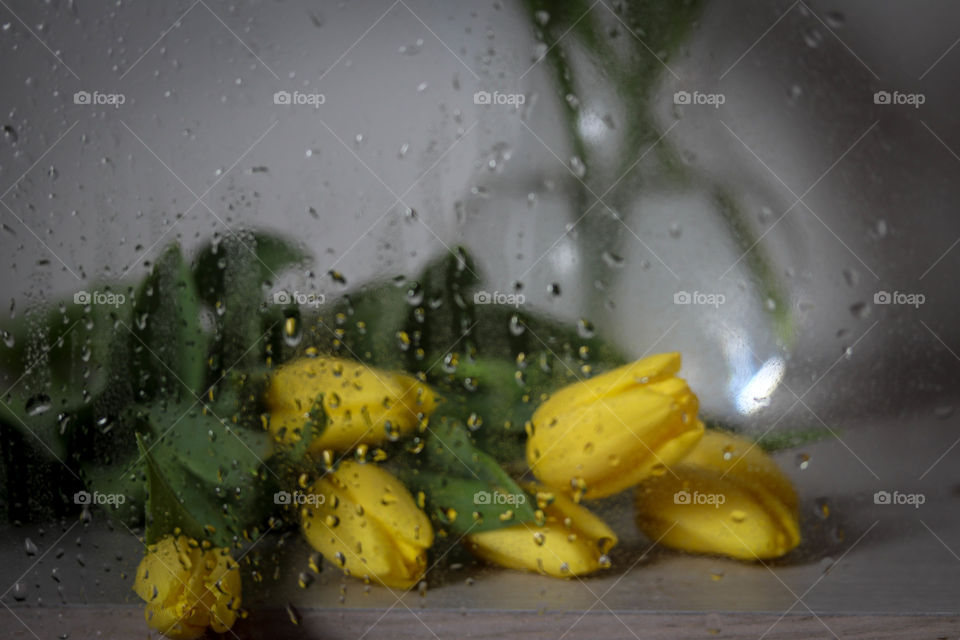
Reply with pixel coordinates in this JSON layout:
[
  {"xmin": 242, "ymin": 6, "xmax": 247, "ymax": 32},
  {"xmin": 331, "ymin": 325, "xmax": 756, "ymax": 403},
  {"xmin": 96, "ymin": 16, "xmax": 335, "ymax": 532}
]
[
  {"xmin": 300, "ymin": 463, "xmax": 433, "ymax": 589},
  {"xmin": 266, "ymin": 357, "xmax": 436, "ymax": 452},
  {"xmin": 635, "ymin": 430, "xmax": 800, "ymax": 560},
  {"xmin": 528, "ymin": 383, "xmax": 703, "ymax": 499},
  {"xmin": 537, "ymin": 352, "xmax": 682, "ymax": 415},
  {"xmin": 466, "ymin": 489, "xmax": 616, "ymax": 577}
]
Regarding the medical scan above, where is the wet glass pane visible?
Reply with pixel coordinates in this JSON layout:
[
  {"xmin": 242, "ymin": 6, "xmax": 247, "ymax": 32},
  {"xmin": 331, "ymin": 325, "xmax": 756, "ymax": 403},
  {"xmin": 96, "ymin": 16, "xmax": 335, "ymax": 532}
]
[{"xmin": 1, "ymin": 1, "xmax": 958, "ymax": 637}]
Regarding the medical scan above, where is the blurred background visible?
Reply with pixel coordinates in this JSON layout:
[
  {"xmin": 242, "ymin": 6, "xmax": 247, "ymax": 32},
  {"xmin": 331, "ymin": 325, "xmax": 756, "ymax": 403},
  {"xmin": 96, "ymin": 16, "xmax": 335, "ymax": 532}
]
[{"xmin": 1, "ymin": 0, "xmax": 958, "ymax": 626}]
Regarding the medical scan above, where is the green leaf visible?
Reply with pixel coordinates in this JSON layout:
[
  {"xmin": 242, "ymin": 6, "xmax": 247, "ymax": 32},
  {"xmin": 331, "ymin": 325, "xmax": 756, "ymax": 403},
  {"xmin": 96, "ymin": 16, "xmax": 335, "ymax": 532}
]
[
  {"xmin": 138, "ymin": 398, "xmax": 275, "ymax": 547},
  {"xmin": 131, "ymin": 244, "xmax": 208, "ymax": 400},
  {"xmin": 398, "ymin": 416, "xmax": 536, "ymax": 535},
  {"xmin": 704, "ymin": 422, "xmax": 834, "ymax": 452},
  {"xmin": 138, "ymin": 433, "xmax": 206, "ymax": 544},
  {"xmin": 193, "ymin": 232, "xmax": 305, "ymax": 373}
]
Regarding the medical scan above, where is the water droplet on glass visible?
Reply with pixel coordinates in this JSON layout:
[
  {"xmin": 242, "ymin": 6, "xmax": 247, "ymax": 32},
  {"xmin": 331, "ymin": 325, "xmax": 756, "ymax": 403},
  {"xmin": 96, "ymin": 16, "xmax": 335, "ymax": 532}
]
[
  {"xmin": 934, "ymin": 405, "xmax": 954, "ymax": 420},
  {"xmin": 802, "ymin": 27, "xmax": 823, "ymax": 48},
  {"xmin": 25, "ymin": 538, "xmax": 39, "ymax": 555},
  {"xmin": 842, "ymin": 268, "xmax": 859, "ymax": 287},
  {"xmin": 668, "ymin": 222, "xmax": 682, "ymax": 238},
  {"xmin": 577, "ymin": 318, "xmax": 595, "ymax": 339},
  {"xmin": 508, "ymin": 314, "xmax": 525, "ymax": 336},
  {"xmin": 283, "ymin": 316, "xmax": 301, "ymax": 347},
  {"xmin": 730, "ymin": 510, "xmax": 747, "ymax": 523},
  {"xmin": 601, "ymin": 251, "xmax": 625, "ymax": 268},
  {"xmin": 569, "ymin": 156, "xmax": 586, "ymax": 178},
  {"xmin": 286, "ymin": 602, "xmax": 303, "ymax": 625},
  {"xmin": 825, "ymin": 11, "xmax": 845, "ymax": 28},
  {"xmin": 26, "ymin": 395, "xmax": 52, "ymax": 416},
  {"xmin": 849, "ymin": 301, "xmax": 870, "ymax": 320},
  {"xmin": 796, "ymin": 453, "xmax": 810, "ymax": 470}
]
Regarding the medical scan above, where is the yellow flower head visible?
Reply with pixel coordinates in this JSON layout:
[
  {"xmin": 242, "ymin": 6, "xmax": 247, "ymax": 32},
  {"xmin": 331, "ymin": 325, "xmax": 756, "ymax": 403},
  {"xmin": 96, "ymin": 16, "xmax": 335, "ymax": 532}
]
[
  {"xmin": 635, "ymin": 429, "xmax": 801, "ymax": 560},
  {"xmin": 132, "ymin": 534, "xmax": 242, "ymax": 640},
  {"xmin": 527, "ymin": 353, "xmax": 704, "ymax": 499},
  {"xmin": 465, "ymin": 486, "xmax": 618, "ymax": 577},
  {"xmin": 300, "ymin": 460, "xmax": 434, "ymax": 589},
  {"xmin": 265, "ymin": 356, "xmax": 437, "ymax": 453}
]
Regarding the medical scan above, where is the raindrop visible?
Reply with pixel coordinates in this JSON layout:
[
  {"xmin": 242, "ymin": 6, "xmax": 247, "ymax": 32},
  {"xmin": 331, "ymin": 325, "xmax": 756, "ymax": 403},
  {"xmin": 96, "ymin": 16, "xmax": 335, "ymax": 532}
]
[
  {"xmin": 842, "ymin": 268, "xmax": 859, "ymax": 287},
  {"xmin": 802, "ymin": 27, "xmax": 823, "ymax": 48},
  {"xmin": 601, "ymin": 251, "xmax": 625, "ymax": 269},
  {"xmin": 25, "ymin": 538, "xmax": 39, "ymax": 555},
  {"xmin": 825, "ymin": 11, "xmax": 845, "ymax": 28},
  {"xmin": 934, "ymin": 405, "xmax": 954, "ymax": 420},
  {"xmin": 569, "ymin": 156, "xmax": 586, "ymax": 178},
  {"xmin": 12, "ymin": 582, "xmax": 27, "ymax": 601},
  {"xmin": 577, "ymin": 318, "xmax": 595, "ymax": 339},
  {"xmin": 796, "ymin": 453, "xmax": 810, "ymax": 470},
  {"xmin": 849, "ymin": 302, "xmax": 870, "ymax": 320},
  {"xmin": 668, "ymin": 222, "xmax": 682, "ymax": 238},
  {"xmin": 873, "ymin": 219, "xmax": 888, "ymax": 238},
  {"xmin": 298, "ymin": 571, "xmax": 314, "ymax": 589},
  {"xmin": 283, "ymin": 316, "xmax": 301, "ymax": 347},
  {"xmin": 286, "ymin": 602, "xmax": 303, "ymax": 625},
  {"xmin": 730, "ymin": 510, "xmax": 747, "ymax": 523},
  {"xmin": 508, "ymin": 314, "xmax": 525, "ymax": 336},
  {"xmin": 25, "ymin": 395, "xmax": 52, "ymax": 416}
]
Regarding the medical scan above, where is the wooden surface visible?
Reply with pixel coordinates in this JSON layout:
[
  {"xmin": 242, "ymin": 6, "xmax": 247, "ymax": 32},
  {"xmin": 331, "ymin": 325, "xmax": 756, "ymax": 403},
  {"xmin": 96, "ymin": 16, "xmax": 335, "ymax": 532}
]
[{"xmin": 2, "ymin": 607, "xmax": 959, "ymax": 639}]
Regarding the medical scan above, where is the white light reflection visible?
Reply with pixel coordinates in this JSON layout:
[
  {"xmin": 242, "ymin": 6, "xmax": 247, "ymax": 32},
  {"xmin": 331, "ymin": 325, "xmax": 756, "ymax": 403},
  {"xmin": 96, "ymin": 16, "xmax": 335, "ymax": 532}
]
[
  {"xmin": 576, "ymin": 111, "xmax": 607, "ymax": 144},
  {"xmin": 722, "ymin": 328, "xmax": 786, "ymax": 415}
]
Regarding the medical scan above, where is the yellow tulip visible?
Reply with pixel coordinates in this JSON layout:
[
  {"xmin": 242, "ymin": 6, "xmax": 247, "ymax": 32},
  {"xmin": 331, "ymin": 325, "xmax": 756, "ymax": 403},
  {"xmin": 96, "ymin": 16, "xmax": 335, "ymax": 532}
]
[
  {"xmin": 132, "ymin": 534, "xmax": 241, "ymax": 640},
  {"xmin": 300, "ymin": 460, "xmax": 434, "ymax": 588},
  {"xmin": 265, "ymin": 356, "xmax": 437, "ymax": 453},
  {"xmin": 464, "ymin": 487, "xmax": 617, "ymax": 577},
  {"xmin": 635, "ymin": 429, "xmax": 801, "ymax": 560},
  {"xmin": 527, "ymin": 353, "xmax": 704, "ymax": 499}
]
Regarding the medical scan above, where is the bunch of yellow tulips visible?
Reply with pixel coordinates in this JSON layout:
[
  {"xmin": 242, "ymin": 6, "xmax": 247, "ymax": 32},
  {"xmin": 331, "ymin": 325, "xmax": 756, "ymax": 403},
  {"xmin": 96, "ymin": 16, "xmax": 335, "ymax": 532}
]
[{"xmin": 133, "ymin": 352, "xmax": 800, "ymax": 638}]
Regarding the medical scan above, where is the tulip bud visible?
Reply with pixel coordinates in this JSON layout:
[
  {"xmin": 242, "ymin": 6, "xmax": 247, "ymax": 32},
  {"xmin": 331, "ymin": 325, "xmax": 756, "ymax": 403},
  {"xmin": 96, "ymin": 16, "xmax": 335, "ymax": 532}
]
[
  {"xmin": 132, "ymin": 534, "xmax": 242, "ymax": 640},
  {"xmin": 464, "ymin": 486, "xmax": 617, "ymax": 577},
  {"xmin": 635, "ymin": 429, "xmax": 801, "ymax": 560},
  {"xmin": 300, "ymin": 460, "xmax": 434, "ymax": 588},
  {"xmin": 527, "ymin": 353, "xmax": 704, "ymax": 499},
  {"xmin": 265, "ymin": 356, "xmax": 437, "ymax": 452}
]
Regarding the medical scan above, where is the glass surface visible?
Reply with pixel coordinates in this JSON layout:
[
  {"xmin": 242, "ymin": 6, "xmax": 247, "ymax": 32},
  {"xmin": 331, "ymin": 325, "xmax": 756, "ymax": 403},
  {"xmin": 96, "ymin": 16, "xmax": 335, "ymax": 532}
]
[{"xmin": 1, "ymin": 0, "xmax": 959, "ymax": 635}]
